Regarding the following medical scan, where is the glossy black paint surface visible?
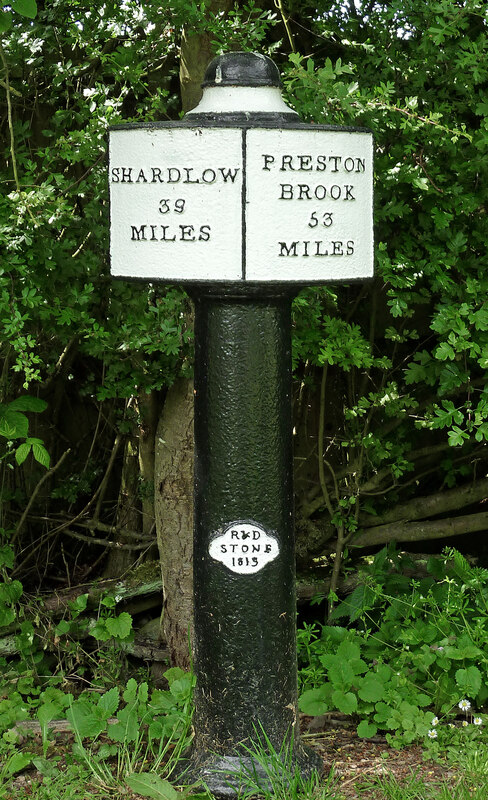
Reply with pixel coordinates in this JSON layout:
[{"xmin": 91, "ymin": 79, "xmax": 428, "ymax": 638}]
[{"xmin": 202, "ymin": 52, "xmax": 282, "ymax": 88}]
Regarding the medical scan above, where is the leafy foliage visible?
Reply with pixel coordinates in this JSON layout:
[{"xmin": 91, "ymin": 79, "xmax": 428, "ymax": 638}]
[{"xmin": 298, "ymin": 546, "xmax": 488, "ymax": 745}]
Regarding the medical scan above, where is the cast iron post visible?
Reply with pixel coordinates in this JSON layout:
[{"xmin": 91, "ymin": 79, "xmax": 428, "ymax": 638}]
[{"xmin": 109, "ymin": 50, "xmax": 373, "ymax": 798}]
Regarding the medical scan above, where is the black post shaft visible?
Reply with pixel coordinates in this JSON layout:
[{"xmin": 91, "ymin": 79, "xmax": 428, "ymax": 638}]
[{"xmin": 186, "ymin": 290, "xmax": 320, "ymax": 795}]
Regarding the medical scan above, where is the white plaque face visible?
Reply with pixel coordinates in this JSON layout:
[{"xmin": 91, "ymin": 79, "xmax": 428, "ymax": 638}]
[
  {"xmin": 109, "ymin": 125, "xmax": 373, "ymax": 283},
  {"xmin": 208, "ymin": 521, "xmax": 279, "ymax": 574},
  {"xmin": 245, "ymin": 128, "xmax": 373, "ymax": 282},
  {"xmin": 109, "ymin": 127, "xmax": 243, "ymax": 281}
]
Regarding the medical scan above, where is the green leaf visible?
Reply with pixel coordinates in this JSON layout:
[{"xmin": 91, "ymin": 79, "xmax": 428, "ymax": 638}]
[
  {"xmin": 15, "ymin": 442, "xmax": 32, "ymax": 465},
  {"xmin": 298, "ymin": 687, "xmax": 329, "ymax": 716},
  {"xmin": 67, "ymin": 701, "xmax": 106, "ymax": 739},
  {"xmin": 0, "ymin": 606, "xmax": 16, "ymax": 627},
  {"xmin": 0, "ymin": 410, "xmax": 29, "ymax": 439},
  {"xmin": 0, "ymin": 580, "xmax": 23, "ymax": 603},
  {"xmin": 68, "ymin": 594, "xmax": 88, "ymax": 617},
  {"xmin": 435, "ymin": 341, "xmax": 455, "ymax": 361},
  {"xmin": 150, "ymin": 689, "xmax": 176, "ymax": 713},
  {"xmin": 0, "ymin": 10, "xmax": 12, "ymax": 33},
  {"xmin": 105, "ymin": 611, "xmax": 132, "ymax": 640},
  {"xmin": 32, "ymin": 443, "xmax": 50, "ymax": 468},
  {"xmin": 0, "ymin": 546, "xmax": 14, "ymax": 569},
  {"xmin": 98, "ymin": 686, "xmax": 120, "ymax": 717},
  {"xmin": 163, "ymin": 667, "xmax": 186, "ymax": 685},
  {"xmin": 123, "ymin": 677, "xmax": 138, "ymax": 703},
  {"xmin": 110, "ymin": 704, "xmax": 139, "ymax": 743},
  {"xmin": 8, "ymin": 396, "xmax": 47, "ymax": 413},
  {"xmin": 455, "ymin": 666, "xmax": 482, "ymax": 698},
  {"xmin": 328, "ymin": 659, "xmax": 354, "ymax": 690},
  {"xmin": 448, "ymin": 426, "xmax": 469, "ymax": 447},
  {"xmin": 126, "ymin": 773, "xmax": 178, "ymax": 800},
  {"xmin": 11, "ymin": 0, "xmax": 37, "ymax": 18},
  {"xmin": 37, "ymin": 701, "xmax": 62, "ymax": 730},
  {"xmin": 90, "ymin": 621, "xmax": 110, "ymax": 641},
  {"xmin": 331, "ymin": 689, "xmax": 357, "ymax": 715},
  {"xmin": 358, "ymin": 677, "xmax": 385, "ymax": 703},
  {"xmin": 357, "ymin": 720, "xmax": 378, "ymax": 738},
  {"xmin": 54, "ymin": 619, "xmax": 71, "ymax": 635},
  {"xmin": 169, "ymin": 675, "xmax": 192, "ymax": 702},
  {"xmin": 4, "ymin": 751, "xmax": 32, "ymax": 777},
  {"xmin": 336, "ymin": 640, "xmax": 361, "ymax": 663}
]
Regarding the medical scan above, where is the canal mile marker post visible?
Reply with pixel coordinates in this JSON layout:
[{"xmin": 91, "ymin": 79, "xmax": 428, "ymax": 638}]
[{"xmin": 109, "ymin": 51, "xmax": 373, "ymax": 797}]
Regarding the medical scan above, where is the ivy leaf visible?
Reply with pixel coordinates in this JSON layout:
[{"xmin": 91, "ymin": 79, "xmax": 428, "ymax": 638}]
[{"xmin": 11, "ymin": 0, "xmax": 37, "ymax": 19}]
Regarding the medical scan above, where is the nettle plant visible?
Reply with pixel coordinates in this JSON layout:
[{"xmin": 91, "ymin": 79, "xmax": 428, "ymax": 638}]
[{"xmin": 298, "ymin": 546, "xmax": 488, "ymax": 746}]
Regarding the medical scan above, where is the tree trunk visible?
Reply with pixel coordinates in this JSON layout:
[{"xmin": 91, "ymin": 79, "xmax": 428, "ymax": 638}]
[
  {"xmin": 154, "ymin": 11, "xmax": 234, "ymax": 669},
  {"xmin": 138, "ymin": 391, "xmax": 159, "ymax": 560},
  {"xmin": 104, "ymin": 435, "xmax": 141, "ymax": 578},
  {"xmin": 179, "ymin": 0, "xmax": 233, "ymax": 114},
  {"xmin": 154, "ymin": 378, "xmax": 194, "ymax": 669}
]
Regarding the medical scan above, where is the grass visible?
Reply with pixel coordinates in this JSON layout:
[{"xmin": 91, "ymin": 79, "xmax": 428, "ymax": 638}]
[
  {"xmin": 4, "ymin": 758, "xmax": 488, "ymax": 800},
  {"xmin": 2, "ymin": 721, "xmax": 488, "ymax": 800}
]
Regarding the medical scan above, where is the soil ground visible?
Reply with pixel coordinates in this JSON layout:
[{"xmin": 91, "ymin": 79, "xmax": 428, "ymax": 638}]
[
  {"xmin": 7, "ymin": 717, "xmax": 460, "ymax": 799},
  {"xmin": 306, "ymin": 725, "xmax": 458, "ymax": 798}
]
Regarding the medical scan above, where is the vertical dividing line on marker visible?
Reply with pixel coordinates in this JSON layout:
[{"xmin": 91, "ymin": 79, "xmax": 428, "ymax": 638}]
[{"xmin": 242, "ymin": 128, "xmax": 247, "ymax": 280}]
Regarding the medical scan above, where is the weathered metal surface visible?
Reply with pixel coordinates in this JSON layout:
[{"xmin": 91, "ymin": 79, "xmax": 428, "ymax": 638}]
[{"xmin": 187, "ymin": 291, "xmax": 321, "ymax": 794}]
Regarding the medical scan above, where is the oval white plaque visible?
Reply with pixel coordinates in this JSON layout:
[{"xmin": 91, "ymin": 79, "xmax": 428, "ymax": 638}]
[{"xmin": 209, "ymin": 521, "xmax": 279, "ymax": 574}]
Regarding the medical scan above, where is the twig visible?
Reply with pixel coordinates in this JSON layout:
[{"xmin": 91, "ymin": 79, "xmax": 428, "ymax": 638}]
[
  {"xmin": 0, "ymin": 43, "xmax": 20, "ymax": 191},
  {"xmin": 63, "ymin": 529, "xmax": 154, "ymax": 551},
  {"xmin": 274, "ymin": 0, "xmax": 296, "ymax": 53},
  {"xmin": 12, "ymin": 449, "xmax": 71, "ymax": 544},
  {"xmin": 317, "ymin": 364, "xmax": 335, "ymax": 520}
]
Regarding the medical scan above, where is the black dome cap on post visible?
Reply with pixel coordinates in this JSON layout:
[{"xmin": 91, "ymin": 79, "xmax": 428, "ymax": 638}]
[{"xmin": 202, "ymin": 52, "xmax": 282, "ymax": 88}]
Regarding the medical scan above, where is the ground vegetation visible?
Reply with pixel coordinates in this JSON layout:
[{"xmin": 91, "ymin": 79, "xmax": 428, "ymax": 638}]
[{"xmin": 1, "ymin": 0, "xmax": 488, "ymax": 794}]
